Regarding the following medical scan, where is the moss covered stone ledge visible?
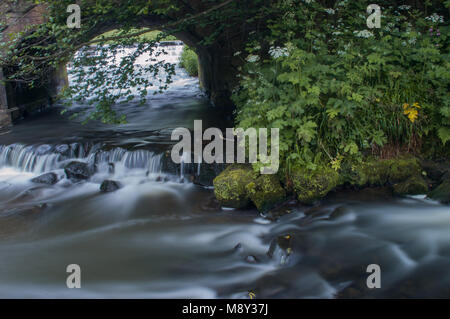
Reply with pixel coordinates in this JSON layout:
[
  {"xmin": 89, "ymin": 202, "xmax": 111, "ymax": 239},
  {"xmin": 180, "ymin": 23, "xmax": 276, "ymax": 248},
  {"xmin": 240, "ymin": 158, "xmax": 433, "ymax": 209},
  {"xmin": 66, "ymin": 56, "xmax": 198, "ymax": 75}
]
[
  {"xmin": 212, "ymin": 156, "xmax": 444, "ymax": 210},
  {"xmin": 288, "ymin": 165, "xmax": 341, "ymax": 204},
  {"xmin": 213, "ymin": 164, "xmax": 286, "ymax": 211}
]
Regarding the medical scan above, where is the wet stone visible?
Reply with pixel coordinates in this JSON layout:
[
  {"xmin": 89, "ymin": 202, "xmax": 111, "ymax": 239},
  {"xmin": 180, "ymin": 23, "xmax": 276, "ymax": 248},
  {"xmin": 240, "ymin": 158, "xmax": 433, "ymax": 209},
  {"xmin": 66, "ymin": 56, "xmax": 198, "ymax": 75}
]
[
  {"xmin": 64, "ymin": 161, "xmax": 93, "ymax": 181},
  {"xmin": 100, "ymin": 180, "xmax": 122, "ymax": 193},
  {"xmin": 31, "ymin": 172, "xmax": 59, "ymax": 185}
]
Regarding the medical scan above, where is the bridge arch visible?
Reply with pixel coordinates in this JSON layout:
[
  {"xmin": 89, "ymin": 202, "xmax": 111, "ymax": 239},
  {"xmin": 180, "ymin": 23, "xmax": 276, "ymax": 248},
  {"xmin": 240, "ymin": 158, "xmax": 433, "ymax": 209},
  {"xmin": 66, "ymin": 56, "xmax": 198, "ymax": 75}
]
[{"xmin": 0, "ymin": 0, "xmax": 249, "ymax": 129}]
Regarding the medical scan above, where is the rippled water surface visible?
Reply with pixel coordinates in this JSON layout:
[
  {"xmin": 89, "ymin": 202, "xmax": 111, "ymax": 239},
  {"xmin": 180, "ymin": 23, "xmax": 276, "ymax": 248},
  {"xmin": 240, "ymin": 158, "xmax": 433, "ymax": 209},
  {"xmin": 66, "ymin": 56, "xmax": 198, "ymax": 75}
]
[{"xmin": 0, "ymin": 44, "xmax": 449, "ymax": 298}]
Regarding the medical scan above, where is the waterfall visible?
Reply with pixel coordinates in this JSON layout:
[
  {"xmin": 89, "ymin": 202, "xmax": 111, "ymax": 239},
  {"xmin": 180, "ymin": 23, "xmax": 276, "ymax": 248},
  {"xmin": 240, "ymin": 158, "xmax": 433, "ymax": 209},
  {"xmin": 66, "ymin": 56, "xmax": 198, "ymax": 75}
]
[{"xmin": 0, "ymin": 143, "xmax": 163, "ymax": 175}]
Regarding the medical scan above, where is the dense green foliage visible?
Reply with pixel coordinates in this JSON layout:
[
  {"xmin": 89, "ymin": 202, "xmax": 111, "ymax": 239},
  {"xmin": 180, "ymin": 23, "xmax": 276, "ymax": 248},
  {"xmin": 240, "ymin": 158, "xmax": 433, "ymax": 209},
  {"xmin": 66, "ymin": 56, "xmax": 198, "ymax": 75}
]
[
  {"xmin": 233, "ymin": 0, "xmax": 449, "ymax": 172},
  {"xmin": 180, "ymin": 45, "xmax": 199, "ymax": 77}
]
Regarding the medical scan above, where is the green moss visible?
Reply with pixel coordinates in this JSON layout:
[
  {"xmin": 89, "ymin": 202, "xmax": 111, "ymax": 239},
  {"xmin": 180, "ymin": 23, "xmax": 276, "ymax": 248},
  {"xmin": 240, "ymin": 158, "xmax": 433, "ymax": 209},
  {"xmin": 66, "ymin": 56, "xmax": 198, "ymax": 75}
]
[
  {"xmin": 393, "ymin": 175, "xmax": 429, "ymax": 195},
  {"xmin": 428, "ymin": 180, "xmax": 450, "ymax": 204},
  {"xmin": 290, "ymin": 166, "xmax": 340, "ymax": 204},
  {"xmin": 351, "ymin": 160, "xmax": 391, "ymax": 186},
  {"xmin": 245, "ymin": 175, "xmax": 286, "ymax": 212},
  {"xmin": 213, "ymin": 164, "xmax": 257, "ymax": 208},
  {"xmin": 388, "ymin": 157, "xmax": 422, "ymax": 183},
  {"xmin": 350, "ymin": 157, "xmax": 422, "ymax": 187}
]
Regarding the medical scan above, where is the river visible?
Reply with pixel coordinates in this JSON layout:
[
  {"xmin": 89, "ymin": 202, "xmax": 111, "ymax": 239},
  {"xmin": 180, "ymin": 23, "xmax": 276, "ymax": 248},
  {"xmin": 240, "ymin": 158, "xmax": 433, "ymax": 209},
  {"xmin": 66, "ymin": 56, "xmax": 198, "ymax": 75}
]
[{"xmin": 0, "ymin": 43, "xmax": 449, "ymax": 298}]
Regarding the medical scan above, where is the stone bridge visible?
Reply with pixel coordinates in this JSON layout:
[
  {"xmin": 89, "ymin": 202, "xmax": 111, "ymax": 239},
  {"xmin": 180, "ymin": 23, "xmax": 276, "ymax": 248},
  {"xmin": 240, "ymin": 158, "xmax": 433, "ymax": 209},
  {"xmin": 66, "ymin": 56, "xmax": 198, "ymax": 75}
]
[{"xmin": 0, "ymin": 0, "xmax": 258, "ymax": 131}]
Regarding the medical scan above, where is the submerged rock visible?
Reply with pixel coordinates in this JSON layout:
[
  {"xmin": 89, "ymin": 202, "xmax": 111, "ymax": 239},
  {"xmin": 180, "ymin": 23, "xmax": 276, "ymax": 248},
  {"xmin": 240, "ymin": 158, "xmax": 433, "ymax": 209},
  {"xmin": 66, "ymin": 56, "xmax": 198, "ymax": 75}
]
[
  {"xmin": 100, "ymin": 180, "xmax": 122, "ymax": 193},
  {"xmin": 393, "ymin": 175, "xmax": 429, "ymax": 195},
  {"xmin": 55, "ymin": 144, "xmax": 70, "ymax": 156},
  {"xmin": 245, "ymin": 255, "xmax": 259, "ymax": 264},
  {"xmin": 64, "ymin": 161, "xmax": 93, "ymax": 181},
  {"xmin": 245, "ymin": 175, "xmax": 286, "ymax": 212},
  {"xmin": 267, "ymin": 234, "xmax": 293, "ymax": 265},
  {"xmin": 213, "ymin": 164, "xmax": 257, "ymax": 209},
  {"xmin": 35, "ymin": 144, "xmax": 52, "ymax": 155},
  {"xmin": 108, "ymin": 163, "xmax": 115, "ymax": 174},
  {"xmin": 428, "ymin": 180, "xmax": 450, "ymax": 204},
  {"xmin": 290, "ymin": 166, "xmax": 340, "ymax": 204},
  {"xmin": 31, "ymin": 172, "xmax": 59, "ymax": 185}
]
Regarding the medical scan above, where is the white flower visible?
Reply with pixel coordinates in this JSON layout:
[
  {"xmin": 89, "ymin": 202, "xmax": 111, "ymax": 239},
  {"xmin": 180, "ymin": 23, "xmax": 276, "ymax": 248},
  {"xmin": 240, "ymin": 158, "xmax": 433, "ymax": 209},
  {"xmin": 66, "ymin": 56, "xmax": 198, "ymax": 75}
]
[
  {"xmin": 325, "ymin": 8, "xmax": 335, "ymax": 15},
  {"xmin": 269, "ymin": 46, "xmax": 289, "ymax": 58},
  {"xmin": 398, "ymin": 5, "xmax": 411, "ymax": 10},
  {"xmin": 233, "ymin": 51, "xmax": 241, "ymax": 56},
  {"xmin": 425, "ymin": 13, "xmax": 444, "ymax": 23},
  {"xmin": 302, "ymin": 0, "xmax": 313, "ymax": 3},
  {"xmin": 408, "ymin": 38, "xmax": 417, "ymax": 45},
  {"xmin": 246, "ymin": 54, "xmax": 260, "ymax": 63},
  {"xmin": 353, "ymin": 30, "xmax": 374, "ymax": 38},
  {"xmin": 332, "ymin": 31, "xmax": 342, "ymax": 36}
]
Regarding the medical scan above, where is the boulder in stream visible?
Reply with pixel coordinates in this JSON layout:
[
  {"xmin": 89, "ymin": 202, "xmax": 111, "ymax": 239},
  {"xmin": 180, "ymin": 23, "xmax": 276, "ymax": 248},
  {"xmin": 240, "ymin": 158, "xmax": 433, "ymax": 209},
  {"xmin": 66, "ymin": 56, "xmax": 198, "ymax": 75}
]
[
  {"xmin": 64, "ymin": 161, "xmax": 93, "ymax": 181},
  {"xmin": 100, "ymin": 180, "xmax": 122, "ymax": 193},
  {"xmin": 428, "ymin": 180, "xmax": 450, "ymax": 204},
  {"xmin": 393, "ymin": 175, "xmax": 429, "ymax": 196},
  {"xmin": 213, "ymin": 164, "xmax": 258, "ymax": 209},
  {"xmin": 31, "ymin": 172, "xmax": 59, "ymax": 185}
]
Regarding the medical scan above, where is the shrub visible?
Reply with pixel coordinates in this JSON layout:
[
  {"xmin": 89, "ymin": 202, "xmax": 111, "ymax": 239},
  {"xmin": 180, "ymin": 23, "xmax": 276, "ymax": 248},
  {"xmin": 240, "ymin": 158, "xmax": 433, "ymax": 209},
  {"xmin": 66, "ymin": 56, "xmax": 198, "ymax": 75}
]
[
  {"xmin": 232, "ymin": 0, "xmax": 449, "ymax": 173},
  {"xmin": 180, "ymin": 45, "xmax": 199, "ymax": 77}
]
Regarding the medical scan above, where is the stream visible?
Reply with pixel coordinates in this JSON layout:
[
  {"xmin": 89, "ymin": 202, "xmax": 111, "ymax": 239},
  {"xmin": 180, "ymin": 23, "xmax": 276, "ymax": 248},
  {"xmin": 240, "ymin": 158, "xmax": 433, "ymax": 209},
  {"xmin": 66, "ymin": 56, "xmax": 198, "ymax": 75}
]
[{"xmin": 0, "ymin": 43, "xmax": 449, "ymax": 298}]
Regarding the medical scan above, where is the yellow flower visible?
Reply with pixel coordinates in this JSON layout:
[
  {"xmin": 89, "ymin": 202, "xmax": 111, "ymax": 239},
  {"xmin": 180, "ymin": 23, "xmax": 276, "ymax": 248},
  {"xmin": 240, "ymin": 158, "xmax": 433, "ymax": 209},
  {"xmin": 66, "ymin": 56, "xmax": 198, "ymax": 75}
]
[
  {"xmin": 404, "ymin": 107, "xmax": 418, "ymax": 122},
  {"xmin": 402, "ymin": 102, "xmax": 420, "ymax": 123}
]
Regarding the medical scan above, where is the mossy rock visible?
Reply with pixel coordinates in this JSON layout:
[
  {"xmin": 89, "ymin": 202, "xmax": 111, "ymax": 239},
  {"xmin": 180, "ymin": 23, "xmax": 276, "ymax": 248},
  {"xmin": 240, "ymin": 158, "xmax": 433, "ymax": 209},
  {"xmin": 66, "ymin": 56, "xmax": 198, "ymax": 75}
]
[
  {"xmin": 388, "ymin": 157, "xmax": 422, "ymax": 183},
  {"xmin": 245, "ymin": 175, "xmax": 286, "ymax": 212},
  {"xmin": 290, "ymin": 166, "xmax": 340, "ymax": 204},
  {"xmin": 393, "ymin": 175, "xmax": 429, "ymax": 196},
  {"xmin": 351, "ymin": 160, "xmax": 391, "ymax": 187},
  {"xmin": 350, "ymin": 157, "xmax": 422, "ymax": 187},
  {"xmin": 428, "ymin": 180, "xmax": 450, "ymax": 204},
  {"xmin": 213, "ymin": 164, "xmax": 258, "ymax": 209}
]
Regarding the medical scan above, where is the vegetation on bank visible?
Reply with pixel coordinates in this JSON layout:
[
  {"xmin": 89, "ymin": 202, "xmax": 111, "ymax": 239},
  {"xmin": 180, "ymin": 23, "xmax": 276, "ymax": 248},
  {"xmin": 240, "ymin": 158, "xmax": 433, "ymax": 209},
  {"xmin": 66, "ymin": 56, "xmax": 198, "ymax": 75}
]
[
  {"xmin": 233, "ymin": 1, "xmax": 449, "ymax": 174},
  {"xmin": 180, "ymin": 46, "xmax": 199, "ymax": 77},
  {"xmin": 214, "ymin": 0, "xmax": 449, "ymax": 210}
]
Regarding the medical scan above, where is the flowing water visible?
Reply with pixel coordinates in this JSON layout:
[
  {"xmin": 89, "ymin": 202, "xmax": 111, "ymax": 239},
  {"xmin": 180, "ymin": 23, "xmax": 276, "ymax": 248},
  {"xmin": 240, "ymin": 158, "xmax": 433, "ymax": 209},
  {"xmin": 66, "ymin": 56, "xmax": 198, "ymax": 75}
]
[{"xmin": 0, "ymin": 44, "xmax": 449, "ymax": 298}]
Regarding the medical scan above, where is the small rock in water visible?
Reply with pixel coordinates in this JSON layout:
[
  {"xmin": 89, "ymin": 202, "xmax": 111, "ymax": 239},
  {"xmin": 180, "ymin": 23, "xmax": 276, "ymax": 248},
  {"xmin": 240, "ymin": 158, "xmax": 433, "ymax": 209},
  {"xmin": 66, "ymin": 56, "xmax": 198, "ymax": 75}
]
[
  {"xmin": 155, "ymin": 176, "xmax": 163, "ymax": 182},
  {"xmin": 100, "ymin": 180, "xmax": 122, "ymax": 193},
  {"xmin": 200, "ymin": 195, "xmax": 221, "ymax": 211},
  {"xmin": 108, "ymin": 163, "xmax": 115, "ymax": 174},
  {"xmin": 64, "ymin": 161, "xmax": 93, "ymax": 181},
  {"xmin": 234, "ymin": 243, "xmax": 243, "ymax": 252},
  {"xmin": 55, "ymin": 144, "xmax": 70, "ymax": 156},
  {"xmin": 31, "ymin": 172, "xmax": 59, "ymax": 185},
  {"xmin": 245, "ymin": 255, "xmax": 259, "ymax": 264},
  {"xmin": 35, "ymin": 144, "xmax": 52, "ymax": 155},
  {"xmin": 267, "ymin": 234, "xmax": 293, "ymax": 262}
]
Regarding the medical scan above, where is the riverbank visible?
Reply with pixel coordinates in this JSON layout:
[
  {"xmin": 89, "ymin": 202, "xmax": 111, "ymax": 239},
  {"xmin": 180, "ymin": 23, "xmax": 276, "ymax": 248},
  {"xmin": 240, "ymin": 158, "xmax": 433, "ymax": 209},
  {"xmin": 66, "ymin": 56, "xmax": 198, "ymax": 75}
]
[{"xmin": 213, "ymin": 156, "xmax": 450, "ymax": 212}]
